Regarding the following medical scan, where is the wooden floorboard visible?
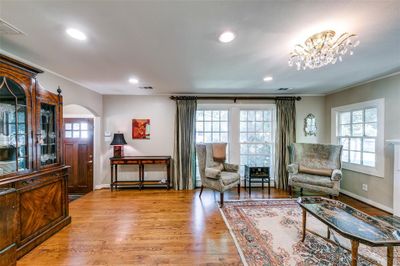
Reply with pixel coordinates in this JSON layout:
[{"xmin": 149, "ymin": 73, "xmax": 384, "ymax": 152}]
[{"xmin": 17, "ymin": 187, "xmax": 389, "ymax": 265}]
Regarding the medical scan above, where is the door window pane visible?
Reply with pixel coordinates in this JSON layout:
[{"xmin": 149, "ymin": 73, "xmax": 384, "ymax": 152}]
[
  {"xmin": 81, "ymin": 131, "xmax": 88, "ymax": 138},
  {"xmin": 65, "ymin": 131, "xmax": 72, "ymax": 138}
]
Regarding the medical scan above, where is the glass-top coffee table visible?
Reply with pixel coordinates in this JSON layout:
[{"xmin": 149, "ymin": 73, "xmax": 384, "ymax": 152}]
[{"xmin": 297, "ymin": 197, "xmax": 400, "ymax": 266}]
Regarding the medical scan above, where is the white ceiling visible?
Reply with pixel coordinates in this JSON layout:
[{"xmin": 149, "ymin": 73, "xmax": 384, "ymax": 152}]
[{"xmin": 0, "ymin": 0, "xmax": 399, "ymax": 95}]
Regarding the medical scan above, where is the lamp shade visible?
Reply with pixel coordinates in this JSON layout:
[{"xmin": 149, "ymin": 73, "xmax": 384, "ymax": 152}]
[{"xmin": 110, "ymin": 133, "xmax": 127, "ymax": 146}]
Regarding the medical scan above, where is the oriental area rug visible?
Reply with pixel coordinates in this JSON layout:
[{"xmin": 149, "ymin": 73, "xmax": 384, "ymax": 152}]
[{"xmin": 220, "ymin": 199, "xmax": 400, "ymax": 266}]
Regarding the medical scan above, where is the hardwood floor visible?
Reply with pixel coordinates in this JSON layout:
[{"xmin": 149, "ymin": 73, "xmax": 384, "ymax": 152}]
[{"xmin": 17, "ymin": 187, "xmax": 389, "ymax": 265}]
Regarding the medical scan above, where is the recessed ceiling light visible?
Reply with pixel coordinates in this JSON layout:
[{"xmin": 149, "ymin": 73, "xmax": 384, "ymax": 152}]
[
  {"xmin": 128, "ymin": 78, "xmax": 139, "ymax": 84},
  {"xmin": 218, "ymin": 31, "xmax": 236, "ymax": 43},
  {"xmin": 66, "ymin": 28, "xmax": 87, "ymax": 41},
  {"xmin": 263, "ymin": 76, "xmax": 273, "ymax": 82}
]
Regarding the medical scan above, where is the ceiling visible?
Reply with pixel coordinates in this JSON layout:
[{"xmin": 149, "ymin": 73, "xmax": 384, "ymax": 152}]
[{"xmin": 0, "ymin": 0, "xmax": 399, "ymax": 95}]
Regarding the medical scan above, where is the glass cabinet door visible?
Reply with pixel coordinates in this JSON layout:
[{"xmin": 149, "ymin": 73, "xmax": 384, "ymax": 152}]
[
  {"xmin": 0, "ymin": 77, "xmax": 28, "ymax": 176},
  {"xmin": 39, "ymin": 103, "xmax": 57, "ymax": 166}
]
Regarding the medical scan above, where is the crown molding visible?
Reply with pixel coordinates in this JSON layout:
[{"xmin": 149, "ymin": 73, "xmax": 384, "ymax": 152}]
[{"xmin": 326, "ymin": 70, "xmax": 400, "ymax": 96}]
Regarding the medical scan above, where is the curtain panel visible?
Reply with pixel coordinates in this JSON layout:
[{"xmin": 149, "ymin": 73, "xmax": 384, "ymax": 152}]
[
  {"xmin": 173, "ymin": 98, "xmax": 197, "ymax": 190},
  {"xmin": 274, "ymin": 99, "xmax": 296, "ymax": 190}
]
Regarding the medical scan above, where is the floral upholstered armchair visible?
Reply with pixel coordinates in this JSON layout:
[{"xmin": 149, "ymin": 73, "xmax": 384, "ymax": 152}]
[
  {"xmin": 196, "ymin": 143, "xmax": 240, "ymax": 207},
  {"xmin": 287, "ymin": 143, "xmax": 343, "ymax": 198}
]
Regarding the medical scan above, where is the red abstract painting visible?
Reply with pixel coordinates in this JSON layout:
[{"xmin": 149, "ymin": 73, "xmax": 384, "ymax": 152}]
[{"xmin": 132, "ymin": 119, "xmax": 150, "ymax": 139}]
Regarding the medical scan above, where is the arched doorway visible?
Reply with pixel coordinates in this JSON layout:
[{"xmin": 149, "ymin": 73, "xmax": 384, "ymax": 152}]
[{"xmin": 63, "ymin": 104, "xmax": 97, "ymax": 197}]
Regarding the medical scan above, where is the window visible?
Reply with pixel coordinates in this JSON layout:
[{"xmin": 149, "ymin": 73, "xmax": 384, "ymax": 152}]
[
  {"xmin": 65, "ymin": 122, "xmax": 89, "ymax": 139},
  {"xmin": 239, "ymin": 110, "xmax": 274, "ymax": 176},
  {"xmin": 331, "ymin": 99, "xmax": 384, "ymax": 177},
  {"xmin": 195, "ymin": 104, "xmax": 276, "ymax": 186},
  {"xmin": 196, "ymin": 110, "xmax": 229, "ymax": 143}
]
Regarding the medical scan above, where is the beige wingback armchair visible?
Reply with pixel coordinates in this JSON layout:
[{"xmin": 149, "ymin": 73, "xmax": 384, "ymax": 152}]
[
  {"xmin": 196, "ymin": 143, "xmax": 240, "ymax": 207},
  {"xmin": 287, "ymin": 143, "xmax": 343, "ymax": 198}
]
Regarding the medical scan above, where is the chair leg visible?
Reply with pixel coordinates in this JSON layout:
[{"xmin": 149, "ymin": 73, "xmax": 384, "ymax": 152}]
[
  {"xmin": 199, "ymin": 185, "xmax": 204, "ymax": 198},
  {"xmin": 237, "ymin": 183, "xmax": 240, "ymax": 195},
  {"xmin": 288, "ymin": 185, "xmax": 292, "ymax": 197},
  {"xmin": 220, "ymin": 192, "xmax": 224, "ymax": 207}
]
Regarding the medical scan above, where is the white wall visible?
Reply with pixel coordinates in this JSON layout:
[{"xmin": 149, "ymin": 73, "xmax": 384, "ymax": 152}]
[
  {"xmin": 98, "ymin": 95, "xmax": 325, "ymax": 186},
  {"xmin": 325, "ymin": 73, "xmax": 400, "ymax": 210},
  {"xmin": 296, "ymin": 96, "xmax": 326, "ymax": 143},
  {"xmin": 99, "ymin": 95, "xmax": 175, "ymax": 185}
]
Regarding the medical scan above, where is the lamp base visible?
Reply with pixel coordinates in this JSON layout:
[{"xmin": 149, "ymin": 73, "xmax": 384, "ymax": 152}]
[{"xmin": 113, "ymin": 146, "xmax": 124, "ymax": 158}]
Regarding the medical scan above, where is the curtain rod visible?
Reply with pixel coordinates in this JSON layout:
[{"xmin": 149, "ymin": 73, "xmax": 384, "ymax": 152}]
[{"xmin": 169, "ymin": 96, "xmax": 302, "ymax": 102}]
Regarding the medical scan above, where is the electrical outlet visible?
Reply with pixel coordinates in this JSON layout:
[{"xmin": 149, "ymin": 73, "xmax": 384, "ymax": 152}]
[{"xmin": 362, "ymin": 184, "xmax": 368, "ymax": 191}]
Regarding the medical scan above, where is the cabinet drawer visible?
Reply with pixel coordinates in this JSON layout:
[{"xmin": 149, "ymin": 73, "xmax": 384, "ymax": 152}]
[
  {"xmin": 15, "ymin": 172, "xmax": 61, "ymax": 189},
  {"xmin": 141, "ymin": 160, "xmax": 154, "ymax": 164},
  {"xmin": 154, "ymin": 160, "xmax": 168, "ymax": 164}
]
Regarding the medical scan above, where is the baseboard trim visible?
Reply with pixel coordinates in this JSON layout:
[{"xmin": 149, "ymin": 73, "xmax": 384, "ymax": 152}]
[
  {"xmin": 94, "ymin": 184, "xmax": 110, "ymax": 190},
  {"xmin": 340, "ymin": 189, "xmax": 393, "ymax": 214}
]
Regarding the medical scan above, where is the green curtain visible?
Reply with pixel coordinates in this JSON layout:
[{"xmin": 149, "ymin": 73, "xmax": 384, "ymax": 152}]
[
  {"xmin": 173, "ymin": 98, "xmax": 197, "ymax": 190},
  {"xmin": 274, "ymin": 99, "xmax": 296, "ymax": 190}
]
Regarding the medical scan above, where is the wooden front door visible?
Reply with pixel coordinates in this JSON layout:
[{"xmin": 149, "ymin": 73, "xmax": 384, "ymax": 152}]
[{"xmin": 63, "ymin": 118, "xmax": 94, "ymax": 194}]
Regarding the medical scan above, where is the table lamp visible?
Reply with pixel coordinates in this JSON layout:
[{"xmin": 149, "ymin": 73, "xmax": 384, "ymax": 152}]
[{"xmin": 110, "ymin": 133, "xmax": 127, "ymax": 158}]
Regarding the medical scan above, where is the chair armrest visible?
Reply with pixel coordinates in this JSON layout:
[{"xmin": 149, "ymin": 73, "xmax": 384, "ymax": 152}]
[
  {"xmin": 287, "ymin": 163, "xmax": 299, "ymax": 174},
  {"xmin": 205, "ymin": 167, "xmax": 221, "ymax": 179},
  {"xmin": 223, "ymin": 163, "xmax": 239, "ymax": 172},
  {"xmin": 331, "ymin": 169, "xmax": 342, "ymax": 181}
]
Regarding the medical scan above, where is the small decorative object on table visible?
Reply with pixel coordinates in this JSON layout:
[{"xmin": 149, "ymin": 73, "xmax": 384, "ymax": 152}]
[
  {"xmin": 244, "ymin": 165, "xmax": 270, "ymax": 196},
  {"xmin": 110, "ymin": 133, "xmax": 127, "ymax": 158}
]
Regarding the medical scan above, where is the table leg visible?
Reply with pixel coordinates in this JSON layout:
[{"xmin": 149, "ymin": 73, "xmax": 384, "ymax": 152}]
[
  {"xmin": 139, "ymin": 164, "xmax": 143, "ymax": 190},
  {"xmin": 268, "ymin": 177, "xmax": 271, "ymax": 197},
  {"xmin": 302, "ymin": 208, "xmax": 306, "ymax": 242},
  {"xmin": 166, "ymin": 161, "xmax": 171, "ymax": 190},
  {"xmin": 249, "ymin": 177, "xmax": 252, "ymax": 196},
  {"xmin": 351, "ymin": 240, "xmax": 359, "ymax": 266},
  {"xmin": 387, "ymin": 246, "xmax": 393, "ymax": 266},
  {"xmin": 262, "ymin": 177, "xmax": 264, "ymax": 190},
  {"xmin": 110, "ymin": 164, "xmax": 114, "ymax": 192},
  {"xmin": 114, "ymin": 165, "xmax": 118, "ymax": 190}
]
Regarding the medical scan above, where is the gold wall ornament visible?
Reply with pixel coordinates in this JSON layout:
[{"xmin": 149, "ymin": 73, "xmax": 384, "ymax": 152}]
[{"xmin": 289, "ymin": 30, "xmax": 360, "ymax": 70}]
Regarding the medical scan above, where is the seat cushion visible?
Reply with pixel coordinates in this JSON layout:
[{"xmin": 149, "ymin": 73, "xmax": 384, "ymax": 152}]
[
  {"xmin": 220, "ymin": 171, "xmax": 240, "ymax": 186},
  {"xmin": 291, "ymin": 173, "xmax": 334, "ymax": 188}
]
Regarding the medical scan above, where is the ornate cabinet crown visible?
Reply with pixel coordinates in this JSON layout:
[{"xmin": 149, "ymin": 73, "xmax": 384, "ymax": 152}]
[{"xmin": 0, "ymin": 54, "xmax": 70, "ymax": 263}]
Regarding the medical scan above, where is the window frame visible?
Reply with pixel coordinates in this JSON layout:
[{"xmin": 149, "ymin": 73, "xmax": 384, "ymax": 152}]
[
  {"xmin": 331, "ymin": 99, "xmax": 385, "ymax": 177},
  {"xmin": 195, "ymin": 103, "xmax": 276, "ymax": 185},
  {"xmin": 238, "ymin": 108, "xmax": 275, "ymax": 177}
]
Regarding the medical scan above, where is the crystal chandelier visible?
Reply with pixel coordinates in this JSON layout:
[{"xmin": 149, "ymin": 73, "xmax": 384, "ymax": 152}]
[{"xmin": 288, "ymin": 30, "xmax": 360, "ymax": 70}]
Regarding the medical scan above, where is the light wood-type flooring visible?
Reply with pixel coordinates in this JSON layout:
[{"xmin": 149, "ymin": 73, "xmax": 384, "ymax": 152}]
[{"xmin": 17, "ymin": 188, "xmax": 389, "ymax": 265}]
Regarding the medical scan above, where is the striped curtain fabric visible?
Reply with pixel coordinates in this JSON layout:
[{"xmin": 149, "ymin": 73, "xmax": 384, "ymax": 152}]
[
  {"xmin": 274, "ymin": 99, "xmax": 296, "ymax": 190},
  {"xmin": 173, "ymin": 98, "xmax": 197, "ymax": 190}
]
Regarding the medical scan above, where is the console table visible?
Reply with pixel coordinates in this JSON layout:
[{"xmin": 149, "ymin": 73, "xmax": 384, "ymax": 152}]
[{"xmin": 110, "ymin": 156, "xmax": 171, "ymax": 191}]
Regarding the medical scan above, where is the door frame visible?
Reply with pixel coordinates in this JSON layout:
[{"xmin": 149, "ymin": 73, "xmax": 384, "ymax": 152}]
[{"xmin": 63, "ymin": 117, "xmax": 94, "ymax": 194}]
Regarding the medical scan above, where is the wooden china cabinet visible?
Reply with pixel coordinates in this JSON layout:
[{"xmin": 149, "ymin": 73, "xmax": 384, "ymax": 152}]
[{"xmin": 0, "ymin": 54, "xmax": 70, "ymax": 264}]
